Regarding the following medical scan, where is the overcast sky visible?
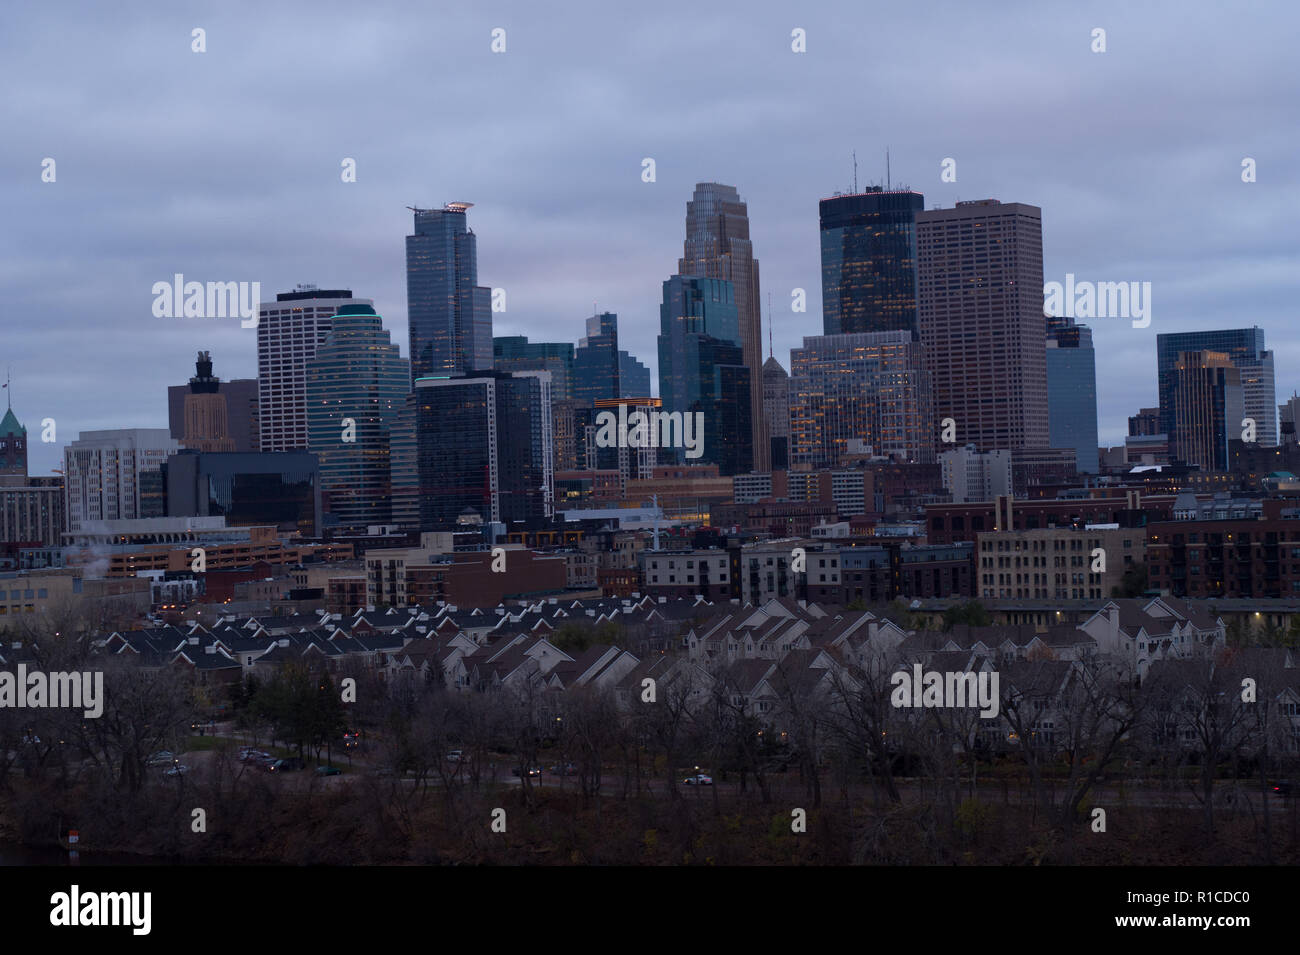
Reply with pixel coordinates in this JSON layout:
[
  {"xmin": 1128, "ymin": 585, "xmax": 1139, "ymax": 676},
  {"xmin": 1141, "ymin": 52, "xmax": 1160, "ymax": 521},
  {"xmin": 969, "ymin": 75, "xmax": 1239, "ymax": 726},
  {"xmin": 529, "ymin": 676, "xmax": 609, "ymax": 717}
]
[{"xmin": 4, "ymin": 0, "xmax": 1297, "ymax": 474}]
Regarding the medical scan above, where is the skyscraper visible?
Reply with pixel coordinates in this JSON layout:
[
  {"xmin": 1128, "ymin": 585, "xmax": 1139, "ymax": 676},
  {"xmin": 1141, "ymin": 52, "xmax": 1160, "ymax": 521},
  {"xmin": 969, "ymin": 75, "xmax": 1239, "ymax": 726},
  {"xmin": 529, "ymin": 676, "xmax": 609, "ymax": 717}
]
[
  {"xmin": 406, "ymin": 203, "xmax": 493, "ymax": 379},
  {"xmin": 571, "ymin": 312, "xmax": 623, "ymax": 406},
  {"xmin": 680, "ymin": 183, "xmax": 767, "ymax": 469},
  {"xmin": 916, "ymin": 200, "xmax": 1050, "ymax": 452},
  {"xmin": 493, "ymin": 336, "xmax": 575, "ymax": 401},
  {"xmin": 64, "ymin": 429, "xmax": 179, "ymax": 529},
  {"xmin": 1170, "ymin": 351, "xmax": 1244, "ymax": 471},
  {"xmin": 787, "ymin": 331, "xmax": 933, "ymax": 469},
  {"xmin": 180, "ymin": 351, "xmax": 235, "ymax": 452},
  {"xmin": 414, "ymin": 371, "xmax": 553, "ymax": 527},
  {"xmin": 257, "ymin": 286, "xmax": 371, "ymax": 452},
  {"xmin": 762, "ymin": 355, "xmax": 790, "ymax": 470},
  {"xmin": 658, "ymin": 276, "xmax": 752, "ymax": 475},
  {"xmin": 1045, "ymin": 315, "xmax": 1100, "ymax": 472},
  {"xmin": 1157, "ymin": 328, "xmax": 1275, "ymax": 446},
  {"xmin": 820, "ymin": 187, "xmax": 924, "ymax": 336},
  {"xmin": 618, "ymin": 350, "xmax": 652, "ymax": 398},
  {"xmin": 169, "ymin": 375, "xmax": 258, "ymax": 452},
  {"xmin": 306, "ymin": 304, "xmax": 410, "ymax": 531}
]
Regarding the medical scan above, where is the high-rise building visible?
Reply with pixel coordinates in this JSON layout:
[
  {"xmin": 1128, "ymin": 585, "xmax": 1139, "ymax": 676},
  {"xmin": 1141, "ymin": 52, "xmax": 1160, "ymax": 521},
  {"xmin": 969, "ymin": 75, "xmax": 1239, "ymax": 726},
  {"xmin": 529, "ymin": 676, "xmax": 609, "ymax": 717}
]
[
  {"xmin": 178, "ymin": 351, "xmax": 235, "ymax": 452},
  {"xmin": 406, "ymin": 203, "xmax": 492, "ymax": 379},
  {"xmin": 820, "ymin": 187, "xmax": 924, "ymax": 337},
  {"xmin": 64, "ymin": 429, "xmax": 179, "ymax": 530},
  {"xmin": 787, "ymin": 331, "xmax": 933, "ymax": 470},
  {"xmin": 658, "ymin": 276, "xmax": 752, "ymax": 475},
  {"xmin": 762, "ymin": 356, "xmax": 790, "ymax": 470},
  {"xmin": 257, "ymin": 286, "xmax": 371, "ymax": 452},
  {"xmin": 0, "ymin": 401, "xmax": 62, "ymax": 549},
  {"xmin": 414, "ymin": 370, "xmax": 553, "ymax": 527},
  {"xmin": 1045, "ymin": 315, "xmax": 1099, "ymax": 472},
  {"xmin": 1170, "ymin": 350, "xmax": 1244, "ymax": 471},
  {"xmin": 1157, "ymin": 328, "xmax": 1274, "ymax": 445},
  {"xmin": 1280, "ymin": 393, "xmax": 1300, "ymax": 445},
  {"xmin": 679, "ymin": 183, "xmax": 767, "ymax": 469},
  {"xmin": 938, "ymin": 445, "xmax": 1012, "ymax": 504},
  {"xmin": 572, "ymin": 312, "xmax": 623, "ymax": 406},
  {"xmin": 305, "ymin": 304, "xmax": 409, "ymax": 531},
  {"xmin": 1128, "ymin": 407, "xmax": 1162, "ymax": 437},
  {"xmin": 169, "ymin": 375, "xmax": 257, "ymax": 452},
  {"xmin": 618, "ymin": 350, "xmax": 652, "ymax": 399},
  {"xmin": 493, "ymin": 336, "xmax": 575, "ymax": 401},
  {"xmin": 917, "ymin": 200, "xmax": 1050, "ymax": 452}
]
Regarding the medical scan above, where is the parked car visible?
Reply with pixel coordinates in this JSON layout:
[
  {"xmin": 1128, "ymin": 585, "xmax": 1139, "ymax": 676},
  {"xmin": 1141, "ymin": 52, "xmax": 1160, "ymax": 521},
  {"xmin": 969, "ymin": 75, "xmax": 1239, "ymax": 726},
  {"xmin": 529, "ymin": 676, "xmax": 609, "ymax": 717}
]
[
  {"xmin": 683, "ymin": 774, "xmax": 713, "ymax": 786},
  {"xmin": 146, "ymin": 751, "xmax": 175, "ymax": 767},
  {"xmin": 446, "ymin": 750, "xmax": 469, "ymax": 763},
  {"xmin": 163, "ymin": 764, "xmax": 189, "ymax": 777},
  {"xmin": 550, "ymin": 762, "xmax": 578, "ymax": 776},
  {"xmin": 268, "ymin": 757, "xmax": 304, "ymax": 772},
  {"xmin": 315, "ymin": 765, "xmax": 342, "ymax": 777},
  {"xmin": 1272, "ymin": 780, "xmax": 1294, "ymax": 796}
]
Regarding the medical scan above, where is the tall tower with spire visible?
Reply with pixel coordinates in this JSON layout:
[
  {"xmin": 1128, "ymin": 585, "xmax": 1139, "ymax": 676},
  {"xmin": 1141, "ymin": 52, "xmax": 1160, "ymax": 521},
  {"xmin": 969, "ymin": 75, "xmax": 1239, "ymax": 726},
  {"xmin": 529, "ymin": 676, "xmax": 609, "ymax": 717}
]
[{"xmin": 0, "ymin": 386, "xmax": 27, "ymax": 485}]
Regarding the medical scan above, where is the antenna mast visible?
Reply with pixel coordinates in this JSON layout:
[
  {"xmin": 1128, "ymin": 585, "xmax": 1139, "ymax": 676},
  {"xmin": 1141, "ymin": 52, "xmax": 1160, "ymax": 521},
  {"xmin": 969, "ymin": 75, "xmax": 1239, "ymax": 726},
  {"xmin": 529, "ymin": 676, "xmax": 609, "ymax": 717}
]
[
  {"xmin": 852, "ymin": 151, "xmax": 858, "ymax": 193},
  {"xmin": 886, "ymin": 148, "xmax": 891, "ymax": 190}
]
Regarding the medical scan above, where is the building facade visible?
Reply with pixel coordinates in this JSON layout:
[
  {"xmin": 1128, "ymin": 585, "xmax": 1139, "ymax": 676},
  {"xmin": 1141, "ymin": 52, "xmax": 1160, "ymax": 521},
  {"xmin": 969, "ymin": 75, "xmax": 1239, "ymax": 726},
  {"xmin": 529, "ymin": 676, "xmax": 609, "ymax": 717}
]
[{"xmin": 406, "ymin": 203, "xmax": 493, "ymax": 379}]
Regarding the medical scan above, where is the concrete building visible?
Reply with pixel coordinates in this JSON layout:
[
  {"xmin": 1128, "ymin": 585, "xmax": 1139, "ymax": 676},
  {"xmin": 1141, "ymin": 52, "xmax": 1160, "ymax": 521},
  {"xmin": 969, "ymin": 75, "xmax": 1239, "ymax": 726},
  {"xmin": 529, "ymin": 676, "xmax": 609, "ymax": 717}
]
[
  {"xmin": 939, "ymin": 445, "xmax": 1011, "ymax": 503},
  {"xmin": 257, "ymin": 286, "xmax": 371, "ymax": 452},
  {"xmin": 917, "ymin": 200, "xmax": 1050, "ymax": 452},
  {"xmin": 64, "ymin": 428, "xmax": 179, "ymax": 530}
]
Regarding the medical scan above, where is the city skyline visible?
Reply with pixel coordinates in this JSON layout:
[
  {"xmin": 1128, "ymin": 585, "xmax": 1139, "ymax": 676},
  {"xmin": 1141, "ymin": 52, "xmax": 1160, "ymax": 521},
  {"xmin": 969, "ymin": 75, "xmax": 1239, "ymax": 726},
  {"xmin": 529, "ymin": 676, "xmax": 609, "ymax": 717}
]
[{"xmin": 5, "ymin": 1, "xmax": 1298, "ymax": 476}]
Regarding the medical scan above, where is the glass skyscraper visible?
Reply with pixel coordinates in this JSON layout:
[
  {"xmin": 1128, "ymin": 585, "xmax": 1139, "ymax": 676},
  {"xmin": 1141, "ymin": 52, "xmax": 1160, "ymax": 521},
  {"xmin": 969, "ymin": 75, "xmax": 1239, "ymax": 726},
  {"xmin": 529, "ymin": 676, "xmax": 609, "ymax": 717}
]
[
  {"xmin": 572, "ymin": 312, "xmax": 622, "ymax": 406},
  {"xmin": 657, "ymin": 276, "xmax": 752, "ymax": 474},
  {"xmin": 305, "ymin": 304, "xmax": 409, "ymax": 531},
  {"xmin": 414, "ymin": 370, "xmax": 553, "ymax": 527},
  {"xmin": 1157, "ymin": 327, "xmax": 1275, "ymax": 445},
  {"xmin": 787, "ymin": 331, "xmax": 933, "ymax": 469},
  {"xmin": 1045, "ymin": 315, "xmax": 1100, "ymax": 473},
  {"xmin": 406, "ymin": 203, "xmax": 493, "ymax": 379},
  {"xmin": 680, "ymin": 183, "xmax": 766, "ymax": 469},
  {"xmin": 820, "ymin": 188, "xmax": 925, "ymax": 336},
  {"xmin": 493, "ymin": 336, "xmax": 575, "ymax": 401}
]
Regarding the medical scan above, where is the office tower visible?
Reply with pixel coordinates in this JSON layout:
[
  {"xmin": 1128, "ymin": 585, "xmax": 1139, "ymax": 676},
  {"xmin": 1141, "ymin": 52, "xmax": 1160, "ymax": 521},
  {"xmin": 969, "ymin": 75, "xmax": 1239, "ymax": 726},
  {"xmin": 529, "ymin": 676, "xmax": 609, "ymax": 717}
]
[
  {"xmin": 164, "ymin": 450, "xmax": 321, "ymax": 537},
  {"xmin": 572, "ymin": 312, "xmax": 623, "ymax": 406},
  {"xmin": 618, "ymin": 350, "xmax": 652, "ymax": 398},
  {"xmin": 305, "ymin": 304, "xmax": 409, "ymax": 531},
  {"xmin": 1170, "ymin": 351, "xmax": 1243, "ymax": 471},
  {"xmin": 679, "ymin": 183, "xmax": 767, "ymax": 469},
  {"xmin": 820, "ymin": 187, "xmax": 925, "ymax": 336},
  {"xmin": 1045, "ymin": 315, "xmax": 1100, "ymax": 472},
  {"xmin": 177, "ymin": 351, "xmax": 235, "ymax": 452},
  {"xmin": 0, "ymin": 405, "xmax": 27, "ymax": 485},
  {"xmin": 787, "ymin": 331, "xmax": 934, "ymax": 470},
  {"xmin": 1128, "ymin": 407, "xmax": 1161, "ymax": 437},
  {"xmin": 388, "ymin": 394, "xmax": 420, "ymax": 529},
  {"xmin": 1280, "ymin": 393, "xmax": 1300, "ymax": 445},
  {"xmin": 64, "ymin": 429, "xmax": 180, "ymax": 530},
  {"xmin": 494, "ymin": 336, "xmax": 575, "ymax": 401},
  {"xmin": 1157, "ymin": 328, "xmax": 1275, "ymax": 445},
  {"xmin": 658, "ymin": 276, "xmax": 752, "ymax": 475},
  {"xmin": 414, "ymin": 370, "xmax": 553, "ymax": 527},
  {"xmin": 406, "ymin": 202, "xmax": 493, "ymax": 379},
  {"xmin": 169, "ymin": 376, "xmax": 258, "ymax": 452},
  {"xmin": 916, "ymin": 199, "xmax": 1050, "ymax": 452},
  {"xmin": 257, "ymin": 286, "xmax": 371, "ymax": 452},
  {"xmin": 763, "ymin": 356, "xmax": 790, "ymax": 470},
  {"xmin": 552, "ymin": 399, "xmax": 596, "ymax": 472}
]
